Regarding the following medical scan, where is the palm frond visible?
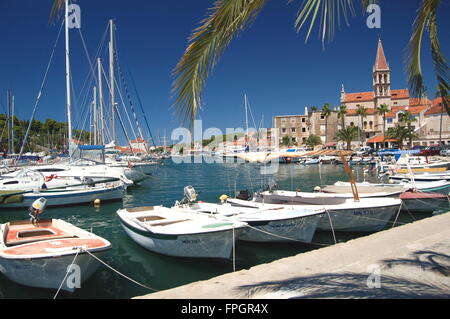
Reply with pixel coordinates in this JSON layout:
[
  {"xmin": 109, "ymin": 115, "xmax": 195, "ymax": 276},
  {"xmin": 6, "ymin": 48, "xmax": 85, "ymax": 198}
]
[
  {"xmin": 406, "ymin": 0, "xmax": 449, "ymax": 117},
  {"xmin": 172, "ymin": 0, "xmax": 267, "ymax": 128},
  {"xmin": 294, "ymin": 0, "xmax": 377, "ymax": 45},
  {"xmin": 49, "ymin": 0, "xmax": 70, "ymax": 24}
]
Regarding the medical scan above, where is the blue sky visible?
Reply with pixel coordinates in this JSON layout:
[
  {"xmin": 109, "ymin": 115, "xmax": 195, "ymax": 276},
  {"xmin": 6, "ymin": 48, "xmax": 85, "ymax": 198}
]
[{"xmin": 0, "ymin": 0, "xmax": 449, "ymax": 145}]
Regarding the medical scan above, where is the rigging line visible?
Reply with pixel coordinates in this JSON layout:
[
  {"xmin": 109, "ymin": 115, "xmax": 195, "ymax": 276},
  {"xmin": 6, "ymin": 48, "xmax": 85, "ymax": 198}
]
[
  {"xmin": 113, "ymin": 74, "xmax": 138, "ymax": 143},
  {"xmin": 101, "ymin": 61, "xmax": 134, "ymax": 148},
  {"xmin": 17, "ymin": 19, "xmax": 65, "ymax": 163},
  {"xmin": 114, "ymin": 37, "xmax": 145, "ymax": 146},
  {"xmin": 126, "ymin": 66, "xmax": 157, "ymax": 149}
]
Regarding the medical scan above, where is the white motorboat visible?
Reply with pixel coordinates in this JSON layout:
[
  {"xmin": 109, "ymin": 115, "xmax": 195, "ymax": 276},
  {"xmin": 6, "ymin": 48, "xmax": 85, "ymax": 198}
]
[
  {"xmin": 333, "ymin": 180, "xmax": 450, "ymax": 196},
  {"xmin": 228, "ymin": 194, "xmax": 402, "ymax": 232},
  {"xmin": 389, "ymin": 172, "xmax": 450, "ymax": 182},
  {"xmin": 0, "ymin": 180, "xmax": 126, "ymax": 208},
  {"xmin": 1, "ymin": 162, "xmax": 134, "ymax": 187},
  {"xmin": 169, "ymin": 187, "xmax": 325, "ymax": 243},
  {"xmin": 0, "ymin": 168, "xmax": 83, "ymax": 191},
  {"xmin": 0, "ymin": 199, "xmax": 111, "ymax": 292},
  {"xmin": 116, "ymin": 205, "xmax": 247, "ymax": 259}
]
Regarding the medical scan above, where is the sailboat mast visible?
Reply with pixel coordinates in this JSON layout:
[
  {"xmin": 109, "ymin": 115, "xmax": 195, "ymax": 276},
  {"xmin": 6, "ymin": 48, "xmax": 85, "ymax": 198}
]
[
  {"xmin": 244, "ymin": 94, "xmax": 249, "ymax": 148},
  {"xmin": 7, "ymin": 90, "xmax": 10, "ymax": 154},
  {"xmin": 11, "ymin": 94, "xmax": 14, "ymax": 153},
  {"xmin": 65, "ymin": 0, "xmax": 72, "ymax": 142},
  {"xmin": 109, "ymin": 19, "xmax": 116, "ymax": 144},
  {"xmin": 93, "ymin": 86, "xmax": 97, "ymax": 144},
  {"xmin": 97, "ymin": 58, "xmax": 105, "ymax": 145}
]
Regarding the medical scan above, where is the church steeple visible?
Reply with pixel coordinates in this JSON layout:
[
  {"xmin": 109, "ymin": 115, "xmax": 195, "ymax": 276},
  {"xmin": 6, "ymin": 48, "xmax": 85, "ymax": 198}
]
[
  {"xmin": 374, "ymin": 38, "xmax": 389, "ymax": 71},
  {"xmin": 373, "ymin": 39, "xmax": 391, "ymax": 103}
]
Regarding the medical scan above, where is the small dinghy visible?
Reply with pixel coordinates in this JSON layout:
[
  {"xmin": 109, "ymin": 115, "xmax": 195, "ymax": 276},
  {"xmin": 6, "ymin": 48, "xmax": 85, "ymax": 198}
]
[
  {"xmin": 116, "ymin": 202, "xmax": 248, "ymax": 259},
  {"xmin": 0, "ymin": 198, "xmax": 111, "ymax": 292},
  {"xmin": 400, "ymin": 191, "xmax": 450, "ymax": 213}
]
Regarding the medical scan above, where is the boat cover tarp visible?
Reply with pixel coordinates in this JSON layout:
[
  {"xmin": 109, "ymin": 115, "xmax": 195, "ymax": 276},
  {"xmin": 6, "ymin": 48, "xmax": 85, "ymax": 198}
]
[{"xmin": 0, "ymin": 191, "xmax": 24, "ymax": 204}]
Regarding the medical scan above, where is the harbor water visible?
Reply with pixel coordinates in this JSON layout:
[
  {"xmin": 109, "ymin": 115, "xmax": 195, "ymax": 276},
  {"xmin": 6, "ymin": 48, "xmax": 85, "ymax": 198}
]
[{"xmin": 0, "ymin": 159, "xmax": 446, "ymax": 299}]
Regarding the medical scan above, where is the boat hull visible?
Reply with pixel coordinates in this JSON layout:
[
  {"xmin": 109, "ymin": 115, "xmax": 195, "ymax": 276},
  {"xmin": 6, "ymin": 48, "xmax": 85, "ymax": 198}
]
[
  {"xmin": 0, "ymin": 185, "xmax": 125, "ymax": 208},
  {"xmin": 316, "ymin": 204, "xmax": 400, "ymax": 232},
  {"xmin": 119, "ymin": 218, "xmax": 243, "ymax": 259},
  {"xmin": 0, "ymin": 251, "xmax": 106, "ymax": 292},
  {"xmin": 238, "ymin": 213, "xmax": 322, "ymax": 243}
]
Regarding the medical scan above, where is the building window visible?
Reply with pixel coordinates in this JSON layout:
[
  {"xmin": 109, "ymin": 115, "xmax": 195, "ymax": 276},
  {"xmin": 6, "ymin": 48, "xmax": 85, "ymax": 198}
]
[
  {"xmin": 302, "ymin": 127, "xmax": 306, "ymax": 133},
  {"xmin": 302, "ymin": 118, "xmax": 306, "ymax": 123},
  {"xmin": 281, "ymin": 128, "xmax": 286, "ymax": 133},
  {"xmin": 387, "ymin": 118, "xmax": 393, "ymax": 123},
  {"xmin": 292, "ymin": 137, "xmax": 296, "ymax": 143},
  {"xmin": 369, "ymin": 121, "xmax": 373, "ymax": 129},
  {"xmin": 291, "ymin": 128, "xmax": 296, "ymax": 133},
  {"xmin": 320, "ymin": 115, "xmax": 325, "ymax": 120},
  {"xmin": 350, "ymin": 122, "xmax": 354, "ymax": 127},
  {"xmin": 363, "ymin": 121, "xmax": 367, "ymax": 129}
]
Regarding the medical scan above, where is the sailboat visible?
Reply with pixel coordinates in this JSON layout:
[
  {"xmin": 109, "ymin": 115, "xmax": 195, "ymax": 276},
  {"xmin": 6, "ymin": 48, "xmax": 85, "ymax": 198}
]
[{"xmin": 1, "ymin": 1, "xmax": 131, "ymax": 206}]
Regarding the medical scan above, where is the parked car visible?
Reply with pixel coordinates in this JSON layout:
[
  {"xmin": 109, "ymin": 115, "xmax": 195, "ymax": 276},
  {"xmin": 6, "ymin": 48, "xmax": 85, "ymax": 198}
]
[
  {"xmin": 440, "ymin": 146, "xmax": 450, "ymax": 156},
  {"xmin": 420, "ymin": 145, "xmax": 443, "ymax": 156}
]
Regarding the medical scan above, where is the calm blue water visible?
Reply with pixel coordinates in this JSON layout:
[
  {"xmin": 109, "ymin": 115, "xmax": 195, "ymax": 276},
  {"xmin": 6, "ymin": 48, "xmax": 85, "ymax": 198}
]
[{"xmin": 0, "ymin": 159, "xmax": 443, "ymax": 299}]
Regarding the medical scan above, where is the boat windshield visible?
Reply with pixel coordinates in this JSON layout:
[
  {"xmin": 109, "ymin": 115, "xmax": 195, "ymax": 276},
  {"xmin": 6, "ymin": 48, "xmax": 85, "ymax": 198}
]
[{"xmin": 69, "ymin": 142, "xmax": 105, "ymax": 164}]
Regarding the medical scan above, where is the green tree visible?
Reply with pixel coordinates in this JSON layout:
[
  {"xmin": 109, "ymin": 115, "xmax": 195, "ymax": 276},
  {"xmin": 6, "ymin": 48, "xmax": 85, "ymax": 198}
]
[
  {"xmin": 305, "ymin": 134, "xmax": 322, "ymax": 148},
  {"xmin": 335, "ymin": 126, "xmax": 360, "ymax": 150},
  {"xmin": 386, "ymin": 125, "xmax": 418, "ymax": 150},
  {"xmin": 376, "ymin": 103, "xmax": 391, "ymax": 145},
  {"xmin": 281, "ymin": 135, "xmax": 292, "ymax": 147},
  {"xmin": 321, "ymin": 103, "xmax": 332, "ymax": 144},
  {"xmin": 356, "ymin": 105, "xmax": 368, "ymax": 146},
  {"xmin": 337, "ymin": 105, "xmax": 347, "ymax": 130},
  {"xmin": 398, "ymin": 110, "xmax": 417, "ymax": 148}
]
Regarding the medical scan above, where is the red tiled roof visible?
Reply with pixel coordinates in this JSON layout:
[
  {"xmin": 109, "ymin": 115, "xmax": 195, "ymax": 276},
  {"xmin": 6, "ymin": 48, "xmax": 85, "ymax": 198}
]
[
  {"xmin": 367, "ymin": 135, "xmax": 397, "ymax": 143},
  {"xmin": 375, "ymin": 39, "xmax": 389, "ymax": 70},
  {"xmin": 346, "ymin": 108, "xmax": 377, "ymax": 116},
  {"xmin": 131, "ymin": 137, "xmax": 147, "ymax": 144},
  {"xmin": 115, "ymin": 146, "xmax": 147, "ymax": 153},
  {"xmin": 425, "ymin": 105, "xmax": 446, "ymax": 116},
  {"xmin": 385, "ymin": 105, "xmax": 427, "ymax": 118},
  {"xmin": 409, "ymin": 97, "xmax": 431, "ymax": 107},
  {"xmin": 390, "ymin": 89, "xmax": 409, "ymax": 100},
  {"xmin": 344, "ymin": 91, "xmax": 374, "ymax": 103}
]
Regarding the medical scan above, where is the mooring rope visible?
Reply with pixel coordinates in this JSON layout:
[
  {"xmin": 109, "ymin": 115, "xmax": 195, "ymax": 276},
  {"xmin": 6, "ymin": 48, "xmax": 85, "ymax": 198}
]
[
  {"xmin": 81, "ymin": 249, "xmax": 159, "ymax": 292},
  {"xmin": 53, "ymin": 247, "xmax": 81, "ymax": 299}
]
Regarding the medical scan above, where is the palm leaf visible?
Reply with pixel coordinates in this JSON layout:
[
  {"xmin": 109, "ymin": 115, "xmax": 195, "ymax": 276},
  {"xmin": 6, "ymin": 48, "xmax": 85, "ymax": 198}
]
[
  {"xmin": 406, "ymin": 0, "xmax": 449, "ymax": 116},
  {"xmin": 49, "ymin": 0, "xmax": 71, "ymax": 24},
  {"xmin": 172, "ymin": 0, "xmax": 268, "ymax": 128},
  {"xmin": 294, "ymin": 0, "xmax": 377, "ymax": 45}
]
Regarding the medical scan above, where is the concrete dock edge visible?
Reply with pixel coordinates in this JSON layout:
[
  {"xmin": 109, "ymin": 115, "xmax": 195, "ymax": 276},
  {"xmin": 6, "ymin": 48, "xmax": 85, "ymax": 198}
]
[{"xmin": 136, "ymin": 211, "xmax": 450, "ymax": 299}]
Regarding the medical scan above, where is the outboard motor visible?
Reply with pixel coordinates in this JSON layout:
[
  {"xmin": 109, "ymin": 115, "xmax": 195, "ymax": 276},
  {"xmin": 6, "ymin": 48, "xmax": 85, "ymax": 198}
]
[
  {"xmin": 176, "ymin": 186, "xmax": 198, "ymax": 206},
  {"xmin": 183, "ymin": 186, "xmax": 198, "ymax": 203},
  {"xmin": 29, "ymin": 197, "xmax": 47, "ymax": 224}
]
